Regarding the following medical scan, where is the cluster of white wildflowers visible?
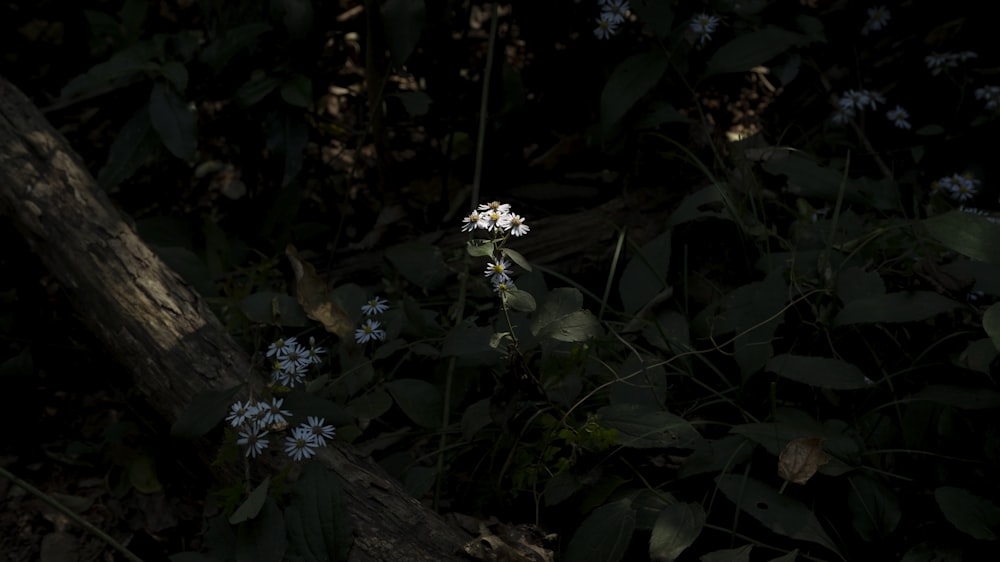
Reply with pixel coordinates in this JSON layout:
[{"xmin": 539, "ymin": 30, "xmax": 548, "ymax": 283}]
[
  {"xmin": 461, "ymin": 201, "xmax": 529, "ymax": 295},
  {"xmin": 594, "ymin": 0, "xmax": 629, "ymax": 40},
  {"xmin": 355, "ymin": 296, "xmax": 388, "ymax": 344},
  {"xmin": 268, "ymin": 335, "xmax": 325, "ymax": 388},
  {"xmin": 931, "ymin": 173, "xmax": 981, "ymax": 203},
  {"xmin": 689, "ymin": 13, "xmax": 720, "ymax": 45},
  {"xmin": 228, "ymin": 402, "xmax": 336, "ymax": 461},
  {"xmin": 861, "ymin": 6, "xmax": 890, "ymax": 35},
  {"xmin": 925, "ymin": 51, "xmax": 977, "ymax": 76},
  {"xmin": 974, "ymin": 86, "xmax": 1000, "ymax": 112},
  {"xmin": 832, "ymin": 88, "xmax": 911, "ymax": 130}
]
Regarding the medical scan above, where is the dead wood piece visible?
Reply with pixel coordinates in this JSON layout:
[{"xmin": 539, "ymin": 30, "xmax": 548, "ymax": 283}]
[{"xmin": 0, "ymin": 75, "xmax": 469, "ymax": 561}]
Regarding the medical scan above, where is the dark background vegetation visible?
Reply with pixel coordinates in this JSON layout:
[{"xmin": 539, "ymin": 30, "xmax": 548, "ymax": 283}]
[{"xmin": 2, "ymin": 1, "xmax": 999, "ymax": 561}]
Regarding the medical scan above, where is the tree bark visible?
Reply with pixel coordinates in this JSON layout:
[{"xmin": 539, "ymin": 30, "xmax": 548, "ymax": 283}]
[{"xmin": 0, "ymin": 76, "xmax": 470, "ymax": 561}]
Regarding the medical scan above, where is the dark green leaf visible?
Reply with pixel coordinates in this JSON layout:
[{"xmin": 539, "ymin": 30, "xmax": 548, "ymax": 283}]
[
  {"xmin": 666, "ymin": 184, "xmax": 731, "ymax": 226},
  {"xmin": 706, "ymin": 27, "xmax": 808, "ymax": 76},
  {"xmin": 715, "ymin": 475, "xmax": 841, "ymax": 556},
  {"xmin": 285, "ymin": 463, "xmax": 352, "ymax": 562},
  {"xmin": 909, "ymin": 385, "xmax": 1000, "ymax": 410},
  {"xmin": 532, "ymin": 288, "xmax": 583, "ymax": 335},
  {"xmin": 98, "ymin": 104, "xmax": 160, "ymax": 191},
  {"xmin": 649, "ymin": 502, "xmax": 705, "ymax": 561},
  {"xmin": 461, "ymin": 398, "xmax": 492, "ymax": 441},
  {"xmin": 391, "ymin": 91, "xmax": 432, "ymax": 117},
  {"xmin": 386, "ymin": 379, "xmax": 442, "ymax": 428},
  {"xmin": 386, "ymin": 241, "xmax": 449, "ymax": 289},
  {"xmin": 535, "ymin": 310, "xmax": 602, "ymax": 343},
  {"xmin": 565, "ymin": 498, "xmax": 636, "ymax": 562},
  {"xmin": 543, "ymin": 471, "xmax": 580, "ymax": 507},
  {"xmin": 381, "ymin": 0, "xmax": 425, "ymax": 67},
  {"xmin": 235, "ymin": 74, "xmax": 281, "ymax": 107},
  {"xmin": 236, "ymin": 497, "xmax": 286, "ymax": 562},
  {"xmin": 701, "ymin": 545, "xmax": 753, "ymax": 562},
  {"xmin": 619, "ymin": 231, "xmax": 672, "ymax": 315},
  {"xmin": 149, "ymin": 82, "xmax": 197, "ymax": 160},
  {"xmin": 501, "ymin": 247, "xmax": 533, "ymax": 272},
  {"xmin": 924, "ymin": 211, "xmax": 1000, "ymax": 265},
  {"xmin": 240, "ymin": 291, "xmax": 308, "ymax": 327},
  {"xmin": 600, "ymin": 51, "xmax": 670, "ymax": 135},
  {"xmin": 637, "ymin": 102, "xmax": 689, "ymax": 129},
  {"xmin": 833, "ymin": 291, "xmax": 961, "ymax": 326},
  {"xmin": 598, "ymin": 404, "xmax": 700, "ymax": 449},
  {"xmin": 280, "ymin": 74, "xmax": 313, "ymax": 109},
  {"xmin": 200, "ymin": 23, "xmax": 271, "ymax": 70},
  {"xmin": 935, "ymin": 486, "xmax": 1000, "ymax": 540},
  {"xmin": 610, "ymin": 354, "xmax": 667, "ymax": 410},
  {"xmin": 264, "ymin": 112, "xmax": 308, "ymax": 187},
  {"xmin": 765, "ymin": 354, "xmax": 873, "ymax": 389},
  {"xmin": 170, "ymin": 385, "xmax": 241, "ymax": 439},
  {"xmin": 230, "ymin": 476, "xmax": 270, "ymax": 524},
  {"xmin": 848, "ymin": 474, "xmax": 901, "ymax": 541},
  {"xmin": 505, "ymin": 288, "xmax": 537, "ymax": 312},
  {"xmin": 346, "ymin": 390, "xmax": 393, "ymax": 422},
  {"xmin": 984, "ymin": 303, "xmax": 1000, "ymax": 351},
  {"xmin": 630, "ymin": 0, "xmax": 673, "ymax": 38},
  {"xmin": 837, "ymin": 267, "xmax": 885, "ymax": 303}
]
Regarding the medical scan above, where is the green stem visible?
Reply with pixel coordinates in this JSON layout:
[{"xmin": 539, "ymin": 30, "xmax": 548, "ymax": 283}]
[{"xmin": 0, "ymin": 466, "xmax": 145, "ymax": 562}]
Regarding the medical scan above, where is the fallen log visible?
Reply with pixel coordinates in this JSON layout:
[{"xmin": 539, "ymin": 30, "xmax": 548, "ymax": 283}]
[{"xmin": 0, "ymin": 75, "xmax": 470, "ymax": 561}]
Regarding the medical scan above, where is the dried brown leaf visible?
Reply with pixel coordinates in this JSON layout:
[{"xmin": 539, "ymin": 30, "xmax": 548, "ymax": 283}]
[
  {"xmin": 777, "ymin": 437, "xmax": 829, "ymax": 485},
  {"xmin": 286, "ymin": 244, "xmax": 352, "ymax": 337}
]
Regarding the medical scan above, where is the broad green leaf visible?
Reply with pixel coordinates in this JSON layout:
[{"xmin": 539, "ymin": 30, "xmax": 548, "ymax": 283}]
[
  {"xmin": 158, "ymin": 61, "xmax": 188, "ymax": 92},
  {"xmin": 230, "ymin": 476, "xmax": 270, "ymax": 524},
  {"xmin": 535, "ymin": 310, "xmax": 602, "ymax": 343},
  {"xmin": 763, "ymin": 153, "xmax": 858, "ymax": 205},
  {"xmin": 442, "ymin": 321, "xmax": 499, "ymax": 364},
  {"xmin": 199, "ymin": 23, "xmax": 271, "ymax": 70},
  {"xmin": 701, "ymin": 545, "xmax": 753, "ymax": 562},
  {"xmin": 610, "ymin": 354, "xmax": 667, "ymax": 410},
  {"xmin": 836, "ymin": 267, "xmax": 885, "ymax": 304},
  {"xmin": 391, "ymin": 91, "xmax": 432, "ymax": 117},
  {"xmin": 715, "ymin": 475, "xmax": 841, "ymax": 556},
  {"xmin": 985, "ymin": 303, "xmax": 1000, "ymax": 351},
  {"xmin": 598, "ymin": 404, "xmax": 700, "ymax": 449},
  {"xmin": 466, "ymin": 239, "xmax": 496, "ymax": 257},
  {"xmin": 386, "ymin": 379, "xmax": 442, "ymax": 428},
  {"xmin": 280, "ymin": 74, "xmax": 313, "ymax": 109},
  {"xmin": 909, "ymin": 385, "xmax": 1000, "ymax": 410},
  {"xmin": 796, "ymin": 14, "xmax": 826, "ymax": 42},
  {"xmin": 924, "ymin": 211, "xmax": 1000, "ymax": 265},
  {"xmin": 505, "ymin": 288, "xmax": 536, "ymax": 312},
  {"xmin": 501, "ymin": 247, "xmax": 533, "ymax": 272},
  {"xmin": 543, "ymin": 471, "xmax": 581, "ymax": 507},
  {"xmin": 98, "ymin": 104, "xmax": 160, "ymax": 191},
  {"xmin": 960, "ymin": 338, "xmax": 999, "ymax": 374},
  {"xmin": 649, "ymin": 502, "xmax": 705, "ymax": 562},
  {"xmin": 532, "ymin": 288, "xmax": 583, "ymax": 335},
  {"xmin": 765, "ymin": 354, "xmax": 873, "ymax": 390},
  {"xmin": 461, "ymin": 398, "xmax": 492, "ymax": 441},
  {"xmin": 565, "ymin": 498, "xmax": 636, "ymax": 562},
  {"xmin": 346, "ymin": 389, "xmax": 393, "ymax": 422},
  {"xmin": 676, "ymin": 435, "xmax": 752, "ymax": 480},
  {"xmin": 61, "ymin": 46, "xmax": 161, "ymax": 99},
  {"xmin": 706, "ymin": 27, "xmax": 807, "ymax": 76},
  {"xmin": 942, "ymin": 259, "xmax": 1000, "ymax": 296},
  {"xmin": 283, "ymin": 391, "xmax": 353, "ymax": 426},
  {"xmin": 600, "ymin": 51, "xmax": 670, "ymax": 135},
  {"xmin": 833, "ymin": 291, "xmax": 960, "ymax": 326},
  {"xmin": 619, "ymin": 231, "xmax": 672, "ymax": 315},
  {"xmin": 935, "ymin": 486, "xmax": 1000, "ymax": 540},
  {"xmin": 170, "ymin": 385, "xmax": 240, "ymax": 439},
  {"xmin": 236, "ymin": 497, "xmax": 286, "ymax": 562},
  {"xmin": 637, "ymin": 102, "xmax": 688, "ymax": 129},
  {"xmin": 285, "ymin": 463, "xmax": 352, "ymax": 562},
  {"xmin": 240, "ymin": 291, "xmax": 308, "ymax": 327},
  {"xmin": 381, "ymin": 0, "xmax": 425, "ymax": 67},
  {"xmin": 149, "ymin": 82, "xmax": 197, "ymax": 160},
  {"xmin": 235, "ymin": 74, "xmax": 281, "ymax": 107},
  {"xmin": 630, "ymin": 0, "xmax": 673, "ymax": 38},
  {"xmin": 848, "ymin": 473, "xmax": 901, "ymax": 541},
  {"xmin": 386, "ymin": 241, "xmax": 449, "ymax": 289}
]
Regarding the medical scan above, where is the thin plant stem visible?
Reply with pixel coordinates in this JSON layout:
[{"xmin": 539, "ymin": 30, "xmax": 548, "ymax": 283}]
[{"xmin": 0, "ymin": 466, "xmax": 145, "ymax": 562}]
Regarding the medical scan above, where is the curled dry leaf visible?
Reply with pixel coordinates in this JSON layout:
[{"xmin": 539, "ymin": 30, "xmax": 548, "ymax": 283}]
[
  {"xmin": 777, "ymin": 437, "xmax": 829, "ymax": 485},
  {"xmin": 286, "ymin": 244, "xmax": 353, "ymax": 337}
]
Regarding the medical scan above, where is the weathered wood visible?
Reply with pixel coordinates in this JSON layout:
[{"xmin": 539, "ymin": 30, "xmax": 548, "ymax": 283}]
[{"xmin": 0, "ymin": 75, "xmax": 470, "ymax": 561}]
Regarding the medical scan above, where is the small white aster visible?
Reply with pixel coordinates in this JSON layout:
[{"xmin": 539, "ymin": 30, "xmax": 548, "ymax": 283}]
[
  {"xmin": 484, "ymin": 258, "xmax": 513, "ymax": 284},
  {"xmin": 862, "ymin": 6, "xmax": 890, "ymax": 35},
  {"xmin": 689, "ymin": 14, "xmax": 720, "ymax": 45},
  {"xmin": 461, "ymin": 211, "xmax": 483, "ymax": 232},
  {"xmin": 284, "ymin": 426, "xmax": 319, "ymax": 461},
  {"xmin": 278, "ymin": 341, "xmax": 310, "ymax": 372},
  {"xmin": 303, "ymin": 416, "xmax": 336, "ymax": 447},
  {"xmin": 361, "ymin": 296, "xmax": 389, "ymax": 316},
  {"xmin": 266, "ymin": 336, "xmax": 298, "ymax": 358},
  {"xmin": 506, "ymin": 214, "xmax": 529, "ymax": 237},
  {"xmin": 886, "ymin": 105, "xmax": 911, "ymax": 129},
  {"xmin": 355, "ymin": 318, "xmax": 386, "ymax": 344},
  {"xmin": 477, "ymin": 201, "xmax": 511, "ymax": 214},
  {"xmin": 304, "ymin": 337, "xmax": 326, "ymax": 365},
  {"xmin": 236, "ymin": 422, "xmax": 269, "ymax": 458},
  {"xmin": 595, "ymin": 12, "xmax": 619, "ymax": 40},
  {"xmin": 226, "ymin": 400, "xmax": 259, "ymax": 428},
  {"xmin": 602, "ymin": 0, "xmax": 629, "ymax": 25},
  {"xmin": 258, "ymin": 397, "xmax": 292, "ymax": 426}
]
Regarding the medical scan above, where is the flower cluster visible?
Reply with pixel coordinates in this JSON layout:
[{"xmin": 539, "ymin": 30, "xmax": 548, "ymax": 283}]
[
  {"xmin": 932, "ymin": 173, "xmax": 981, "ymax": 203},
  {"xmin": 832, "ymin": 88, "xmax": 911, "ymax": 129},
  {"xmin": 227, "ymin": 398, "xmax": 335, "ymax": 461},
  {"xmin": 462, "ymin": 201, "xmax": 529, "ymax": 295},
  {"xmin": 925, "ymin": 51, "xmax": 977, "ymax": 76},
  {"xmin": 975, "ymin": 86, "xmax": 1000, "ymax": 111},
  {"xmin": 355, "ymin": 296, "xmax": 388, "ymax": 344},
  {"xmin": 689, "ymin": 14, "xmax": 720, "ymax": 45},
  {"xmin": 594, "ymin": 0, "xmax": 629, "ymax": 40},
  {"xmin": 861, "ymin": 6, "xmax": 890, "ymax": 35},
  {"xmin": 268, "ymin": 336, "xmax": 325, "ymax": 389}
]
